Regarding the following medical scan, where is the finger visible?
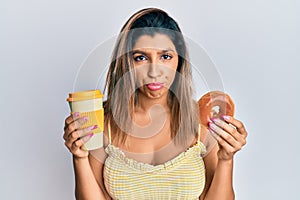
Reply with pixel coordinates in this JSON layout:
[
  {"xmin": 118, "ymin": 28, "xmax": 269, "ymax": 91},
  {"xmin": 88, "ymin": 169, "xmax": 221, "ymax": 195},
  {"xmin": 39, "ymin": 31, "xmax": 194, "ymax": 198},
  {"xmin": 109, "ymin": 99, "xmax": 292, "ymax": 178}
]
[
  {"xmin": 64, "ymin": 124, "xmax": 97, "ymax": 148},
  {"xmin": 63, "ymin": 112, "xmax": 81, "ymax": 139},
  {"xmin": 63, "ymin": 116, "xmax": 89, "ymax": 140},
  {"xmin": 222, "ymin": 115, "xmax": 248, "ymax": 138},
  {"xmin": 74, "ymin": 125, "xmax": 98, "ymax": 139},
  {"xmin": 208, "ymin": 122, "xmax": 240, "ymax": 148},
  {"xmin": 211, "ymin": 118, "xmax": 243, "ymax": 142},
  {"xmin": 70, "ymin": 138, "xmax": 84, "ymax": 152},
  {"xmin": 65, "ymin": 112, "xmax": 81, "ymax": 126},
  {"xmin": 208, "ymin": 128, "xmax": 235, "ymax": 152},
  {"xmin": 81, "ymin": 133, "xmax": 94, "ymax": 144},
  {"xmin": 64, "ymin": 131, "xmax": 80, "ymax": 149},
  {"xmin": 70, "ymin": 133, "xmax": 94, "ymax": 152}
]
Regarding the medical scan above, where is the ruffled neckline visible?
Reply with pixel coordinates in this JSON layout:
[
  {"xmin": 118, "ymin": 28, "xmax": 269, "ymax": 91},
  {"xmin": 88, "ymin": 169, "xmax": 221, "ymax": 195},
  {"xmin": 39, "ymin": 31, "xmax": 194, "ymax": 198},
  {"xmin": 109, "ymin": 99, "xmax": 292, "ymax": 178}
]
[{"xmin": 105, "ymin": 141, "xmax": 206, "ymax": 173}]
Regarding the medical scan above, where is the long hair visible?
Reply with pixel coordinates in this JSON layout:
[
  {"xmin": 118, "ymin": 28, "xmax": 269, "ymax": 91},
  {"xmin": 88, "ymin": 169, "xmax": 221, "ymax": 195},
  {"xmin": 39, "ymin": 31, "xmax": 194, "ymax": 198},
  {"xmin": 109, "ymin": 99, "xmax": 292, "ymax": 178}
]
[{"xmin": 104, "ymin": 8, "xmax": 199, "ymax": 146}]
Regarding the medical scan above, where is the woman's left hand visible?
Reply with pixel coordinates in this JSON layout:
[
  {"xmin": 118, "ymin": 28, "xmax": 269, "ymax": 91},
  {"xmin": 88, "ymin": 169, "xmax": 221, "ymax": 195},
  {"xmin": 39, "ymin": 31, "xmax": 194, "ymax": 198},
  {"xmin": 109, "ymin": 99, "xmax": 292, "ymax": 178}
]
[{"xmin": 208, "ymin": 115, "xmax": 247, "ymax": 161}]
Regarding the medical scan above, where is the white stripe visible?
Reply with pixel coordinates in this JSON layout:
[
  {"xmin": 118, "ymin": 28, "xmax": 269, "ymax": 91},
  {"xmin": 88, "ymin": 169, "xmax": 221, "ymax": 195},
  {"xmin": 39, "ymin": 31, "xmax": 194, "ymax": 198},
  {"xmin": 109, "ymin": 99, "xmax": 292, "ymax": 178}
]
[
  {"xmin": 82, "ymin": 132, "xmax": 103, "ymax": 150},
  {"xmin": 69, "ymin": 98, "xmax": 102, "ymax": 112}
]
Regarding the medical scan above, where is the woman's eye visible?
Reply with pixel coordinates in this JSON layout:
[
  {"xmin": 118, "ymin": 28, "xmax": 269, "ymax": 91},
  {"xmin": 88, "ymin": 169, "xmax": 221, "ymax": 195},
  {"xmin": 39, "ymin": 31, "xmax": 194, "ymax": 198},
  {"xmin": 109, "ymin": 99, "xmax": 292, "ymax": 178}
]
[
  {"xmin": 134, "ymin": 55, "xmax": 147, "ymax": 61},
  {"xmin": 161, "ymin": 54, "xmax": 172, "ymax": 60}
]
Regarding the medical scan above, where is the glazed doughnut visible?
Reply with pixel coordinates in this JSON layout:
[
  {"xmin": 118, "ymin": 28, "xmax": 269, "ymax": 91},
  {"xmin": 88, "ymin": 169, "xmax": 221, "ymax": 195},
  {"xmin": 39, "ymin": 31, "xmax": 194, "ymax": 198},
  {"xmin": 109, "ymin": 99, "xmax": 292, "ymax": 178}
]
[{"xmin": 198, "ymin": 91, "xmax": 235, "ymax": 127}]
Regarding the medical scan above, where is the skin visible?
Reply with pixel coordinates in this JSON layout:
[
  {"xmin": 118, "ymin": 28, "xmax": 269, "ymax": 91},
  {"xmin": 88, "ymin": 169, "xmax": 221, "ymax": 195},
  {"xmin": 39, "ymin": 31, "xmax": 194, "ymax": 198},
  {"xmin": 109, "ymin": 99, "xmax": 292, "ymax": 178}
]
[{"xmin": 63, "ymin": 34, "xmax": 248, "ymax": 200}]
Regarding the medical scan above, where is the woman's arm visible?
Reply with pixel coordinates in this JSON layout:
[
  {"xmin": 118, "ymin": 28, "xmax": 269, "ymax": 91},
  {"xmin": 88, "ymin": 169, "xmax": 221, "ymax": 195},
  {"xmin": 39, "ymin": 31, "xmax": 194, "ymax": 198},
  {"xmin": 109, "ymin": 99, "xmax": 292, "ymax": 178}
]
[
  {"xmin": 200, "ymin": 116, "xmax": 247, "ymax": 200},
  {"xmin": 63, "ymin": 113, "xmax": 110, "ymax": 199},
  {"xmin": 200, "ymin": 145, "xmax": 234, "ymax": 200},
  {"xmin": 73, "ymin": 155, "xmax": 108, "ymax": 200},
  {"xmin": 88, "ymin": 149, "xmax": 112, "ymax": 200}
]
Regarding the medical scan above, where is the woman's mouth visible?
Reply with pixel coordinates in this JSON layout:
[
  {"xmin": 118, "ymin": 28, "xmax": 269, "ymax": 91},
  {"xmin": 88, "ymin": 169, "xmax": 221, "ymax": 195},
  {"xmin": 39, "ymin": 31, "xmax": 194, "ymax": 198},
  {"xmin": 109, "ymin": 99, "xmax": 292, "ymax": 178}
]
[{"xmin": 146, "ymin": 82, "xmax": 164, "ymax": 91}]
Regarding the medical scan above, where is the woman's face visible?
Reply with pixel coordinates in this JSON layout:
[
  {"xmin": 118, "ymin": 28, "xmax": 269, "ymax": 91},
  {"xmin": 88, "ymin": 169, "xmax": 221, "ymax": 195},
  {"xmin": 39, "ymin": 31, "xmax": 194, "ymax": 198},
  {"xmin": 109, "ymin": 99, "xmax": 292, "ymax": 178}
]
[{"xmin": 132, "ymin": 33, "xmax": 179, "ymax": 99}]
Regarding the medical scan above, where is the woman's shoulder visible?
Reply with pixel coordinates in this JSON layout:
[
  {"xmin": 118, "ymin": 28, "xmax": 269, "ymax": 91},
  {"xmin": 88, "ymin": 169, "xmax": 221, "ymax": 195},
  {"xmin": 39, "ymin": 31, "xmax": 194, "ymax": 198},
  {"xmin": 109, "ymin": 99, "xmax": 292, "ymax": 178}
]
[
  {"xmin": 199, "ymin": 124, "xmax": 218, "ymax": 157},
  {"xmin": 199, "ymin": 124, "xmax": 209, "ymax": 143}
]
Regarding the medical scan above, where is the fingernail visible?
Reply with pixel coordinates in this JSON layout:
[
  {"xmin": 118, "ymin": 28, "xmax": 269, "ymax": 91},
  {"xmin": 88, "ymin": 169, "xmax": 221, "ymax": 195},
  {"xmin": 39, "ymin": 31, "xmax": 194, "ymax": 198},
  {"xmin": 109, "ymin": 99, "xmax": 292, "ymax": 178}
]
[
  {"xmin": 74, "ymin": 112, "xmax": 80, "ymax": 117},
  {"xmin": 88, "ymin": 133, "xmax": 94, "ymax": 138},
  {"xmin": 222, "ymin": 115, "xmax": 230, "ymax": 120},
  {"xmin": 83, "ymin": 116, "xmax": 89, "ymax": 121},
  {"xmin": 89, "ymin": 125, "xmax": 98, "ymax": 130},
  {"xmin": 211, "ymin": 117, "xmax": 217, "ymax": 121},
  {"xmin": 211, "ymin": 118, "xmax": 221, "ymax": 124},
  {"xmin": 209, "ymin": 122, "xmax": 217, "ymax": 130}
]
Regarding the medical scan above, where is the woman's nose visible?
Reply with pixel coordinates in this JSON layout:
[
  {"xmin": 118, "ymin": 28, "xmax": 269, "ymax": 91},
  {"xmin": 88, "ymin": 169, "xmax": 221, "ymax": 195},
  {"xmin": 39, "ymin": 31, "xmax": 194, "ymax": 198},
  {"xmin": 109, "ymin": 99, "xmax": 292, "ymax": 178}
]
[{"xmin": 147, "ymin": 63, "xmax": 161, "ymax": 78}]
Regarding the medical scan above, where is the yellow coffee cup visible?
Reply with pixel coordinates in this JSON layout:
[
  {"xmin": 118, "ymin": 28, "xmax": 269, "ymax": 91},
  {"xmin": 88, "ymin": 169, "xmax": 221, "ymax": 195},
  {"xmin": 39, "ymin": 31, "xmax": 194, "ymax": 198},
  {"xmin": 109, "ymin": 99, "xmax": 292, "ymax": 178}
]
[{"xmin": 67, "ymin": 90, "xmax": 104, "ymax": 150}]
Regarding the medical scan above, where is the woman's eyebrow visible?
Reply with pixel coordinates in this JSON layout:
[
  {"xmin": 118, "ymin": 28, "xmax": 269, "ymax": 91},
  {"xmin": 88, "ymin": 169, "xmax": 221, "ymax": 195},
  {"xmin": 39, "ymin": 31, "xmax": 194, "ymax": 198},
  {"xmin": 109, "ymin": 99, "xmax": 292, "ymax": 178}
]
[
  {"xmin": 132, "ymin": 50, "xmax": 146, "ymax": 55},
  {"xmin": 160, "ymin": 49, "xmax": 176, "ymax": 53},
  {"xmin": 132, "ymin": 48, "xmax": 176, "ymax": 54}
]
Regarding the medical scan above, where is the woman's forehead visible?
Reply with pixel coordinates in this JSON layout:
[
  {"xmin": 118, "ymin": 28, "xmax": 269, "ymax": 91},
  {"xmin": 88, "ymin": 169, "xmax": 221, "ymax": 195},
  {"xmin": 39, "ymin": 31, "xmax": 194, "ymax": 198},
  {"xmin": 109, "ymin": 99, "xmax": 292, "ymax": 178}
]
[{"xmin": 132, "ymin": 34, "xmax": 176, "ymax": 52}]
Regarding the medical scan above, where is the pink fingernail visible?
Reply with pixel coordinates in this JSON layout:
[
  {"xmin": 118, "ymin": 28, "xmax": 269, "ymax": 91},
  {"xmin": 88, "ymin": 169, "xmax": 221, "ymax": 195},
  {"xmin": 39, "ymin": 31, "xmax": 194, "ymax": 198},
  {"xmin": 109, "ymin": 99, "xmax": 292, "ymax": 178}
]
[
  {"xmin": 222, "ymin": 115, "xmax": 230, "ymax": 120},
  {"xmin": 74, "ymin": 112, "xmax": 80, "ymax": 117},
  {"xmin": 83, "ymin": 116, "xmax": 89, "ymax": 121},
  {"xmin": 88, "ymin": 133, "xmax": 94, "ymax": 138},
  {"xmin": 89, "ymin": 125, "xmax": 98, "ymax": 130}
]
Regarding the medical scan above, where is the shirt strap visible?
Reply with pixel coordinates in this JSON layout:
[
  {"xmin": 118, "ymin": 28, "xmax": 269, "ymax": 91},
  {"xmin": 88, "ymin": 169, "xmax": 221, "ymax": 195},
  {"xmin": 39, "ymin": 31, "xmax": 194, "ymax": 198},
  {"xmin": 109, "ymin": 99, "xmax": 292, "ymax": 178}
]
[
  {"xmin": 198, "ymin": 123, "xmax": 201, "ymax": 143},
  {"xmin": 108, "ymin": 120, "xmax": 112, "ymax": 144}
]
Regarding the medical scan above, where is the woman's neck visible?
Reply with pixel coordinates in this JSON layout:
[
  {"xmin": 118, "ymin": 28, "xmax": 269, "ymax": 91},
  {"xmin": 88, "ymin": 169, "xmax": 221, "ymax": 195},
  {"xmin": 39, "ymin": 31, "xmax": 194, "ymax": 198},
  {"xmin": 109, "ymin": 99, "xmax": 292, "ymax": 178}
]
[
  {"xmin": 131, "ymin": 91, "xmax": 170, "ymax": 139},
  {"xmin": 135, "ymin": 92, "xmax": 170, "ymax": 114}
]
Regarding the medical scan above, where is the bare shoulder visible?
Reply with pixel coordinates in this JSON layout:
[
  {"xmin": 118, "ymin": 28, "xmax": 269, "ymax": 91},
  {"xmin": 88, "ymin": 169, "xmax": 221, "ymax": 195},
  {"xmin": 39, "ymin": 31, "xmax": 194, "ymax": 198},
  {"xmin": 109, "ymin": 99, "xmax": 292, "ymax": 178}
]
[
  {"xmin": 200, "ymin": 124, "xmax": 218, "ymax": 169},
  {"xmin": 88, "ymin": 151, "xmax": 111, "ymax": 199},
  {"xmin": 199, "ymin": 124, "xmax": 208, "ymax": 143},
  {"xmin": 199, "ymin": 125, "xmax": 219, "ymax": 199},
  {"xmin": 88, "ymin": 148, "xmax": 107, "ymax": 183}
]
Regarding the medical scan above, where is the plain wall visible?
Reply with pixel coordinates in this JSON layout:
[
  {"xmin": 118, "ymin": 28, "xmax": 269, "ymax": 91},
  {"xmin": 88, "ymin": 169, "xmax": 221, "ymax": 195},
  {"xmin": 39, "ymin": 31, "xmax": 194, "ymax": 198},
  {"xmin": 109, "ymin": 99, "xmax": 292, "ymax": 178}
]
[{"xmin": 1, "ymin": 0, "xmax": 300, "ymax": 199}]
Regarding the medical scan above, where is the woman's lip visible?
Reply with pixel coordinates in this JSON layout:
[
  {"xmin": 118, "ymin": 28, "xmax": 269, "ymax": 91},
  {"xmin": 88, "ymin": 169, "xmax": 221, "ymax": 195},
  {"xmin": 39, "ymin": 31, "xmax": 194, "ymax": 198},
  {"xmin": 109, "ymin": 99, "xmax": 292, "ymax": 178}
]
[{"xmin": 146, "ymin": 82, "xmax": 164, "ymax": 91}]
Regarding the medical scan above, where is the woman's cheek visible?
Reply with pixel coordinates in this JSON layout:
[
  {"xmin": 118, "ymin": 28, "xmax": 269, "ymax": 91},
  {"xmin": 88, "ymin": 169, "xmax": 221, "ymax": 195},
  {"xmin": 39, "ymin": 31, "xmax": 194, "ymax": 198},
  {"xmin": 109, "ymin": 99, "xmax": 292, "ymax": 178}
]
[
  {"xmin": 166, "ymin": 72, "xmax": 176, "ymax": 88},
  {"xmin": 134, "ymin": 68, "xmax": 145, "ymax": 86}
]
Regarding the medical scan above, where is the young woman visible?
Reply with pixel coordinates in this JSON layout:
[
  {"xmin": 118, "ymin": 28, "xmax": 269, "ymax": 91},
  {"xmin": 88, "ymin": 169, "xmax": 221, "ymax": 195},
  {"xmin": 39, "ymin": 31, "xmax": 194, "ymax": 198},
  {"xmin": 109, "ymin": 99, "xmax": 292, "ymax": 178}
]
[{"xmin": 63, "ymin": 8, "xmax": 247, "ymax": 200}]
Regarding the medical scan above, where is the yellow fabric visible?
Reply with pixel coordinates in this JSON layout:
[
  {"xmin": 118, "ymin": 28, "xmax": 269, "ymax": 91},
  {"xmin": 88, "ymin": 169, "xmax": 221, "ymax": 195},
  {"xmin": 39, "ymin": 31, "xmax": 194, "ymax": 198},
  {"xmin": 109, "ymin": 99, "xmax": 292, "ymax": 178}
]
[{"xmin": 103, "ymin": 124, "xmax": 206, "ymax": 200}]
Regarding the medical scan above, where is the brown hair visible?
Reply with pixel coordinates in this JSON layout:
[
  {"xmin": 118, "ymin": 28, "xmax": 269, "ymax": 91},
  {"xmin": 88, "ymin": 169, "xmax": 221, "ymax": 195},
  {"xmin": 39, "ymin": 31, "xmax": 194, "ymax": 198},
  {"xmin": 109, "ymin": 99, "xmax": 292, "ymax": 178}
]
[{"xmin": 104, "ymin": 8, "xmax": 199, "ymax": 146}]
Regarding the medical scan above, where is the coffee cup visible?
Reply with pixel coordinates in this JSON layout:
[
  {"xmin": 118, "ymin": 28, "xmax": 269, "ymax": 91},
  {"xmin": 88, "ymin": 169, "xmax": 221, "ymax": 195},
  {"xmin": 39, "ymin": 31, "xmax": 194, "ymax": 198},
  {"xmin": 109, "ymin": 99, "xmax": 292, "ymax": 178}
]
[{"xmin": 67, "ymin": 90, "xmax": 104, "ymax": 150}]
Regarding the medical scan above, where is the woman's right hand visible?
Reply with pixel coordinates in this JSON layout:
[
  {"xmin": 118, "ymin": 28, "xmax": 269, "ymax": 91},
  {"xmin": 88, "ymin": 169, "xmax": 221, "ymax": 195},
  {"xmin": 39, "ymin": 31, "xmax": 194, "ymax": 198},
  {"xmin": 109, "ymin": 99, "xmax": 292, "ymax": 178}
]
[{"xmin": 63, "ymin": 112, "xmax": 97, "ymax": 159}]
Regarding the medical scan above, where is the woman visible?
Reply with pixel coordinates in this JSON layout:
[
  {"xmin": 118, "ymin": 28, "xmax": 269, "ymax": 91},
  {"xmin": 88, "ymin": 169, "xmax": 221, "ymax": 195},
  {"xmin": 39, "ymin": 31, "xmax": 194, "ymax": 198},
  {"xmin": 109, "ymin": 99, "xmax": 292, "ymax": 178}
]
[{"xmin": 63, "ymin": 8, "xmax": 247, "ymax": 200}]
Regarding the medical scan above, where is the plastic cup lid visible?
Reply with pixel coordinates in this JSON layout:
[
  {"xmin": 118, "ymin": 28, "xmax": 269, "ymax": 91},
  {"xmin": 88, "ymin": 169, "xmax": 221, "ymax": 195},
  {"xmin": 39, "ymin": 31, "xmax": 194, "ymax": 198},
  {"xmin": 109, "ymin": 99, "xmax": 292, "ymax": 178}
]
[{"xmin": 67, "ymin": 90, "xmax": 104, "ymax": 102}]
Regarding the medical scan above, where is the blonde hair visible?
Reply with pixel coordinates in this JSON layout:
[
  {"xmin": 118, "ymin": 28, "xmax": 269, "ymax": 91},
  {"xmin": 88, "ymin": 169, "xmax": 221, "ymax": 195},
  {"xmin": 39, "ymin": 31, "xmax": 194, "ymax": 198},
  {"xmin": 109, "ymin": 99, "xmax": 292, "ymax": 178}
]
[{"xmin": 104, "ymin": 8, "xmax": 199, "ymax": 146}]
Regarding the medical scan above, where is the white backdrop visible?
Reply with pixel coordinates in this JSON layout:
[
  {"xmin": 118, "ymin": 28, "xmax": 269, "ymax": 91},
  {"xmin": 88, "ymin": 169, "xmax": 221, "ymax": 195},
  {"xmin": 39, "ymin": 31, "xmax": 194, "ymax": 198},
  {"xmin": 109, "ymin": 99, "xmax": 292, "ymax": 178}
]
[{"xmin": 1, "ymin": 0, "xmax": 300, "ymax": 199}]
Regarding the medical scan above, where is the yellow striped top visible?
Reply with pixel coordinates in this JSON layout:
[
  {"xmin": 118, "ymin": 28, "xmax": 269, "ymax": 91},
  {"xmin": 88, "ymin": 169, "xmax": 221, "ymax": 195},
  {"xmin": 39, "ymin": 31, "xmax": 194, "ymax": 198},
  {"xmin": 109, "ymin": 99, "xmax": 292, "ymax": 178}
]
[{"xmin": 103, "ymin": 124, "xmax": 206, "ymax": 200}]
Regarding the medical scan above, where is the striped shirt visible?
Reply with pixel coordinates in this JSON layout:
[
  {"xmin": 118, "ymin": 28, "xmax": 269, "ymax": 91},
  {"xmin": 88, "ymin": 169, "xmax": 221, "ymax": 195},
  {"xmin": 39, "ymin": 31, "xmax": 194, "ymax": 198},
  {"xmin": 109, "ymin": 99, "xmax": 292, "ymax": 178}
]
[{"xmin": 103, "ymin": 124, "xmax": 206, "ymax": 199}]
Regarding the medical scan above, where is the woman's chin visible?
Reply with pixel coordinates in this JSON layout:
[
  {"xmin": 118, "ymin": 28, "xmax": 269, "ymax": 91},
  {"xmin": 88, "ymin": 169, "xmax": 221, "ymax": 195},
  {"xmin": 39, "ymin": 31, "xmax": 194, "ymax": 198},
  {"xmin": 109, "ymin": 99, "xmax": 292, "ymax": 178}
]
[{"xmin": 146, "ymin": 91, "xmax": 164, "ymax": 99}]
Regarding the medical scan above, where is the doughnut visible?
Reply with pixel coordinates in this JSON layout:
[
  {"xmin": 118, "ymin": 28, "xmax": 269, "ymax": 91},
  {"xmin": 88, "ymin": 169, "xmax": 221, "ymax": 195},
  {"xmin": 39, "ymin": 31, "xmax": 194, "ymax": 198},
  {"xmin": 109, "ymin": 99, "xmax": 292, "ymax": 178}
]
[{"xmin": 198, "ymin": 91, "xmax": 235, "ymax": 127}]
